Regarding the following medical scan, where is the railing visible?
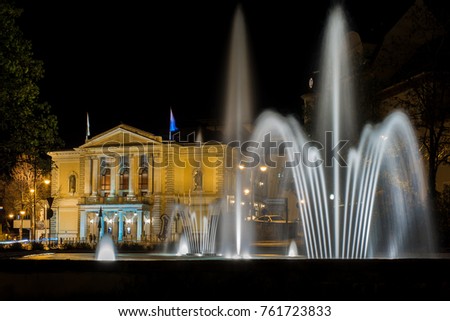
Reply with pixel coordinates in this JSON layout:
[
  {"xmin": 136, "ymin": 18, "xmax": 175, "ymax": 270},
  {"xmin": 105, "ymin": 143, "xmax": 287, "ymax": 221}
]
[
  {"xmin": 57, "ymin": 234, "xmax": 179, "ymax": 246},
  {"xmin": 79, "ymin": 195, "xmax": 154, "ymax": 205}
]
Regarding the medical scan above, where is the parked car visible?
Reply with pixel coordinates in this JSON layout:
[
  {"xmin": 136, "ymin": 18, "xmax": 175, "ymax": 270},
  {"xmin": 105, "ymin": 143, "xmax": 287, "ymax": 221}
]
[{"xmin": 254, "ymin": 214, "xmax": 286, "ymax": 223}]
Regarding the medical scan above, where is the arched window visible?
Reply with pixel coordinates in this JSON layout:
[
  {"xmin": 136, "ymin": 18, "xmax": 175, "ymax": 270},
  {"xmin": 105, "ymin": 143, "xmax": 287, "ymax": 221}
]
[
  {"xmin": 119, "ymin": 168, "xmax": 129, "ymax": 190},
  {"xmin": 139, "ymin": 167, "xmax": 148, "ymax": 190},
  {"xmin": 101, "ymin": 168, "xmax": 111, "ymax": 191}
]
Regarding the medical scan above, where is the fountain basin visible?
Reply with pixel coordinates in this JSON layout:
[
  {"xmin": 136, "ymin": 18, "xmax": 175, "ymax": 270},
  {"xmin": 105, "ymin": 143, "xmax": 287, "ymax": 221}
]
[{"xmin": 1, "ymin": 255, "xmax": 449, "ymax": 300}]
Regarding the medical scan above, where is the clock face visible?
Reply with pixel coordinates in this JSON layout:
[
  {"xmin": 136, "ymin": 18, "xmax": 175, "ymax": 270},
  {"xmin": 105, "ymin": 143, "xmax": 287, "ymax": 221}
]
[{"xmin": 308, "ymin": 77, "xmax": 314, "ymax": 89}]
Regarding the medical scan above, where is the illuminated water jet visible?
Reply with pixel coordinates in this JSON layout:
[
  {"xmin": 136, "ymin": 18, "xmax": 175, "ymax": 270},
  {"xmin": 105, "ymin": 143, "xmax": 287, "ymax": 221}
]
[
  {"xmin": 158, "ymin": 4, "xmax": 435, "ymax": 260},
  {"xmin": 95, "ymin": 234, "xmax": 116, "ymax": 261}
]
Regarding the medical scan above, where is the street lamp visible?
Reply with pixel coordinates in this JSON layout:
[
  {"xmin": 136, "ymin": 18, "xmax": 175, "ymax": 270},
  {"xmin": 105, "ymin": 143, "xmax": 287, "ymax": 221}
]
[
  {"xmin": 0, "ymin": 206, "xmax": 4, "ymax": 234},
  {"xmin": 19, "ymin": 208, "xmax": 25, "ymax": 240},
  {"xmin": 43, "ymin": 179, "xmax": 51, "ymax": 241},
  {"xmin": 7, "ymin": 214, "xmax": 13, "ymax": 238},
  {"xmin": 30, "ymin": 178, "xmax": 51, "ymax": 241},
  {"xmin": 30, "ymin": 187, "xmax": 36, "ymax": 241},
  {"xmin": 46, "ymin": 197, "xmax": 54, "ymax": 243}
]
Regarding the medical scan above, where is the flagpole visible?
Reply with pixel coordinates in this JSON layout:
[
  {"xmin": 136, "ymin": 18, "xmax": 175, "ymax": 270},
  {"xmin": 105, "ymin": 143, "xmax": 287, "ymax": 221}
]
[{"xmin": 86, "ymin": 112, "xmax": 90, "ymax": 142}]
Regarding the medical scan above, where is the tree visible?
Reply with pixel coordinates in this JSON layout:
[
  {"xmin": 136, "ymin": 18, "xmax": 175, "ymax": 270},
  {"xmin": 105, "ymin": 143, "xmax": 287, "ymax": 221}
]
[
  {"xmin": 3, "ymin": 157, "xmax": 55, "ymax": 239},
  {"xmin": 395, "ymin": 72, "xmax": 450, "ymax": 199},
  {"xmin": 6, "ymin": 160, "xmax": 36, "ymax": 216},
  {"xmin": 0, "ymin": 0, "xmax": 62, "ymax": 178},
  {"xmin": 365, "ymin": 1, "xmax": 450, "ymax": 199}
]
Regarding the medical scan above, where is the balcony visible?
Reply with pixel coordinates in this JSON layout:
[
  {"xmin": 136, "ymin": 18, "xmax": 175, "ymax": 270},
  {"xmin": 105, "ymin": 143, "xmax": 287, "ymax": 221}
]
[{"xmin": 79, "ymin": 195, "xmax": 153, "ymax": 205}]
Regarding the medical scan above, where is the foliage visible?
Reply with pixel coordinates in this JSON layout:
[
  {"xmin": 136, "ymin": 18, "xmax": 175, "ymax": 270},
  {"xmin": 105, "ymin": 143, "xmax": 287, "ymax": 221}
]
[
  {"xmin": 58, "ymin": 242, "xmax": 94, "ymax": 251},
  {"xmin": 369, "ymin": 1, "xmax": 450, "ymax": 198},
  {"xmin": 5, "ymin": 159, "xmax": 50, "ymax": 215},
  {"xmin": 394, "ymin": 72, "xmax": 450, "ymax": 197},
  {"xmin": 0, "ymin": 241, "xmax": 24, "ymax": 251},
  {"xmin": 29, "ymin": 241, "xmax": 44, "ymax": 251},
  {"xmin": 0, "ymin": 0, "xmax": 62, "ymax": 177},
  {"xmin": 117, "ymin": 241, "xmax": 155, "ymax": 252}
]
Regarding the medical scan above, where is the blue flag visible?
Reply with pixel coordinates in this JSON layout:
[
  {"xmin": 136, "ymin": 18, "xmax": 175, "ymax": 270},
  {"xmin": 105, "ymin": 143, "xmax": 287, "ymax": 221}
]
[{"xmin": 170, "ymin": 108, "xmax": 178, "ymax": 132}]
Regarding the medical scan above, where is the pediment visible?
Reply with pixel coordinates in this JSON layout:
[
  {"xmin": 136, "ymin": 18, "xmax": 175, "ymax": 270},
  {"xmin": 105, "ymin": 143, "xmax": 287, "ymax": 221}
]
[{"xmin": 78, "ymin": 124, "xmax": 162, "ymax": 149}]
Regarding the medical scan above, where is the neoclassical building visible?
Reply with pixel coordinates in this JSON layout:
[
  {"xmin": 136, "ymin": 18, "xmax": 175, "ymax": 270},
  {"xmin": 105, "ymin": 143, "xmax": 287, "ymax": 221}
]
[{"xmin": 48, "ymin": 124, "xmax": 225, "ymax": 242}]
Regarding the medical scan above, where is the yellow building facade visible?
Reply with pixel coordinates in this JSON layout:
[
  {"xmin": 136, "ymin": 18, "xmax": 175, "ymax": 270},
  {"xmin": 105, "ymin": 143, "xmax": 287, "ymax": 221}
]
[{"xmin": 48, "ymin": 124, "xmax": 225, "ymax": 242}]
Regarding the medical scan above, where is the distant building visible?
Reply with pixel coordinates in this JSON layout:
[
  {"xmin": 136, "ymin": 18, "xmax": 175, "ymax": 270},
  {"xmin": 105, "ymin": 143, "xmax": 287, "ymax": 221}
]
[{"xmin": 302, "ymin": 0, "xmax": 450, "ymax": 192}]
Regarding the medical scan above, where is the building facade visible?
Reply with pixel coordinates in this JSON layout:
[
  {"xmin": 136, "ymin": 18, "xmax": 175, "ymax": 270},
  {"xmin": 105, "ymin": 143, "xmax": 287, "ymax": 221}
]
[
  {"xmin": 48, "ymin": 124, "xmax": 225, "ymax": 242},
  {"xmin": 301, "ymin": 0, "xmax": 450, "ymax": 193}
]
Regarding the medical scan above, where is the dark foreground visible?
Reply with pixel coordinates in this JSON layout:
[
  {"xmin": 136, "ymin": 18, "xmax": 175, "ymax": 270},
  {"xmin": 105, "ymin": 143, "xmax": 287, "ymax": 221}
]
[{"xmin": 1, "ymin": 255, "xmax": 449, "ymax": 301}]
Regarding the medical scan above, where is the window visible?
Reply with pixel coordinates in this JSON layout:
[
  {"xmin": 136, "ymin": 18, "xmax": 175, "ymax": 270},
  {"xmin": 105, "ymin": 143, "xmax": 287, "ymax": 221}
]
[
  {"xmin": 139, "ymin": 167, "xmax": 148, "ymax": 190},
  {"xmin": 119, "ymin": 168, "xmax": 129, "ymax": 190},
  {"xmin": 119, "ymin": 156, "xmax": 130, "ymax": 191},
  {"xmin": 101, "ymin": 168, "xmax": 111, "ymax": 191},
  {"xmin": 140, "ymin": 154, "xmax": 148, "ymax": 167}
]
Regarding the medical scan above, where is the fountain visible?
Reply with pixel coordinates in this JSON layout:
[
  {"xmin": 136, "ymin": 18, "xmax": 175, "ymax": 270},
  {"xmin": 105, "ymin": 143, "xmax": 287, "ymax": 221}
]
[
  {"xmin": 95, "ymin": 234, "xmax": 116, "ymax": 261},
  {"xmin": 220, "ymin": 4, "xmax": 254, "ymax": 258},
  {"xmin": 245, "ymin": 5, "xmax": 435, "ymax": 259},
  {"xmin": 3, "ymin": 3, "xmax": 448, "ymax": 302},
  {"xmin": 175, "ymin": 204, "xmax": 221, "ymax": 256},
  {"xmin": 161, "ymin": 4, "xmax": 435, "ymax": 259}
]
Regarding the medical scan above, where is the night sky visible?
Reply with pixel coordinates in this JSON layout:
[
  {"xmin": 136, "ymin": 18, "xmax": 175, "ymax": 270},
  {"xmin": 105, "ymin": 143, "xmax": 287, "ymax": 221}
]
[{"xmin": 14, "ymin": 0, "xmax": 414, "ymax": 148}]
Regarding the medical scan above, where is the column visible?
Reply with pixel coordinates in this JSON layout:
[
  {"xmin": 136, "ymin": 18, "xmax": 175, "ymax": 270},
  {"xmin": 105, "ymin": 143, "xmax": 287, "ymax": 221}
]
[
  {"xmin": 80, "ymin": 210, "xmax": 87, "ymax": 239},
  {"xmin": 84, "ymin": 158, "xmax": 92, "ymax": 195},
  {"xmin": 136, "ymin": 209, "xmax": 143, "ymax": 241},
  {"xmin": 149, "ymin": 210, "xmax": 153, "ymax": 241},
  {"xmin": 118, "ymin": 210, "xmax": 124, "ymax": 242},
  {"xmin": 110, "ymin": 157, "xmax": 116, "ymax": 197},
  {"xmin": 91, "ymin": 157, "xmax": 99, "ymax": 196},
  {"xmin": 148, "ymin": 153, "xmax": 153, "ymax": 194},
  {"xmin": 128, "ymin": 154, "xmax": 136, "ymax": 197},
  {"xmin": 154, "ymin": 152, "xmax": 162, "ymax": 193},
  {"xmin": 152, "ymin": 152, "xmax": 162, "ymax": 222}
]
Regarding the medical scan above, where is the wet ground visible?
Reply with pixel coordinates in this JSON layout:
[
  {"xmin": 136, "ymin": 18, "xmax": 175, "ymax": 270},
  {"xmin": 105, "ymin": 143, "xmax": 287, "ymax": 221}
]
[
  {"xmin": 1, "ymin": 251, "xmax": 450, "ymax": 301},
  {"xmin": 16, "ymin": 251, "xmax": 305, "ymax": 261}
]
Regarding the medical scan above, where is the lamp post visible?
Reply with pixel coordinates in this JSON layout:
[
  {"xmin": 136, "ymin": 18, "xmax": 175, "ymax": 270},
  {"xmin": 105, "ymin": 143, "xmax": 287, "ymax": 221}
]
[
  {"xmin": 29, "ymin": 177, "xmax": 51, "ymax": 241},
  {"xmin": 19, "ymin": 208, "xmax": 25, "ymax": 240},
  {"xmin": 46, "ymin": 197, "xmax": 54, "ymax": 244},
  {"xmin": 31, "ymin": 163, "xmax": 38, "ymax": 241},
  {"xmin": 0, "ymin": 205, "xmax": 4, "ymax": 235},
  {"xmin": 30, "ymin": 185, "xmax": 36, "ymax": 241},
  {"xmin": 7, "ymin": 214, "xmax": 13, "ymax": 238},
  {"xmin": 43, "ymin": 179, "xmax": 51, "ymax": 241}
]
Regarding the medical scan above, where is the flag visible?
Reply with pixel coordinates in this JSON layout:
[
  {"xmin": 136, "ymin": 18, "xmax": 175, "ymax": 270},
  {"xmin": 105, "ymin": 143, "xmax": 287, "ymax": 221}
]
[
  {"xmin": 86, "ymin": 112, "xmax": 90, "ymax": 141},
  {"xmin": 170, "ymin": 108, "xmax": 178, "ymax": 132},
  {"xmin": 169, "ymin": 108, "xmax": 178, "ymax": 140}
]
